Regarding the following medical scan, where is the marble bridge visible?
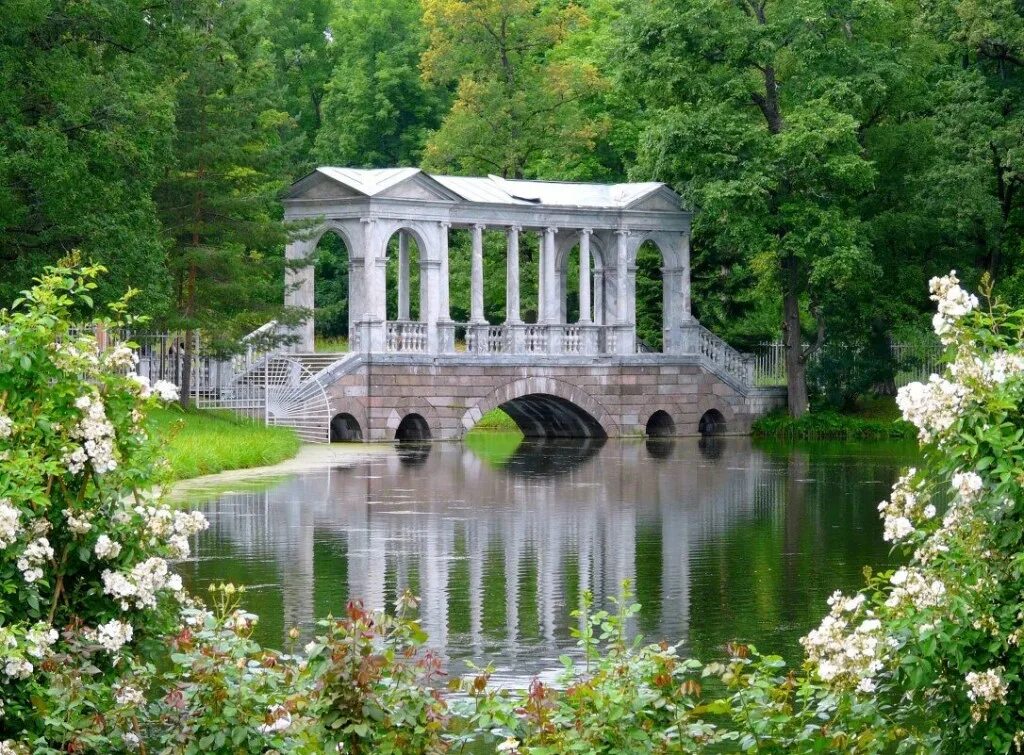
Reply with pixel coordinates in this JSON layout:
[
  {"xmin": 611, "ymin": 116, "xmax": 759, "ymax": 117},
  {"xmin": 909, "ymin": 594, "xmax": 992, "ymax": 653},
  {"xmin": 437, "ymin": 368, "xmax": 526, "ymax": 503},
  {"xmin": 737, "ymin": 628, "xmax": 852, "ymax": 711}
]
[{"xmin": 206, "ymin": 168, "xmax": 785, "ymax": 442}]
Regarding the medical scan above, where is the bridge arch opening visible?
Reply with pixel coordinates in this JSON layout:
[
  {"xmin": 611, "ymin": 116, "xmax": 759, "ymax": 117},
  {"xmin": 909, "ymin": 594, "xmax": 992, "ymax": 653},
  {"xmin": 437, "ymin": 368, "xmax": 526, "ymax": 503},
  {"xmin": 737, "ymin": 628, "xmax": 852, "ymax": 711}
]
[
  {"xmin": 330, "ymin": 412, "xmax": 363, "ymax": 442},
  {"xmin": 395, "ymin": 413, "xmax": 432, "ymax": 441},
  {"xmin": 699, "ymin": 409, "xmax": 727, "ymax": 436},
  {"xmin": 645, "ymin": 410, "xmax": 676, "ymax": 438},
  {"xmin": 313, "ymin": 228, "xmax": 352, "ymax": 345},
  {"xmin": 497, "ymin": 393, "xmax": 607, "ymax": 440},
  {"xmin": 635, "ymin": 239, "xmax": 665, "ymax": 352}
]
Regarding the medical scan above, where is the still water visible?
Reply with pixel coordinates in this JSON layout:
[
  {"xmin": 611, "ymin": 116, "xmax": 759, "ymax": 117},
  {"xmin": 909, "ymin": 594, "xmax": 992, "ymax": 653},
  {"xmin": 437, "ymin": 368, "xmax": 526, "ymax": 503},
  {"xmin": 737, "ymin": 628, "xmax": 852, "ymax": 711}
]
[{"xmin": 181, "ymin": 436, "xmax": 914, "ymax": 685}]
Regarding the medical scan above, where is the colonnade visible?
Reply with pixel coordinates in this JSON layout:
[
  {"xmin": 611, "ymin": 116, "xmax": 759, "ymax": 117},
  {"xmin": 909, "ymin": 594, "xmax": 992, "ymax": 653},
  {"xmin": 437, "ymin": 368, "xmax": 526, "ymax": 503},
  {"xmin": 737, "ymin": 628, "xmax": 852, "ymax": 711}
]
[{"xmin": 286, "ymin": 218, "xmax": 696, "ymax": 357}]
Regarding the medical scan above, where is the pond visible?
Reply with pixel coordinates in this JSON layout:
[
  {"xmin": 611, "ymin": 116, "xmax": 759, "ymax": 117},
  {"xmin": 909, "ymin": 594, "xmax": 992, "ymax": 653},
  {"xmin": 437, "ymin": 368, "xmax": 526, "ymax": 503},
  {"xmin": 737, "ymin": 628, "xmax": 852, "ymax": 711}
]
[{"xmin": 180, "ymin": 436, "xmax": 915, "ymax": 686}]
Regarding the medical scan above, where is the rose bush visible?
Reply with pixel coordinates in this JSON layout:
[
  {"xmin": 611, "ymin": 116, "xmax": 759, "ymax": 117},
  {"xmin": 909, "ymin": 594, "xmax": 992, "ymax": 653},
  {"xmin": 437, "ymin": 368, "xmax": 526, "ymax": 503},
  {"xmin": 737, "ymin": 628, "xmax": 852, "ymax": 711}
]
[{"xmin": 2, "ymin": 263, "xmax": 1022, "ymax": 753}]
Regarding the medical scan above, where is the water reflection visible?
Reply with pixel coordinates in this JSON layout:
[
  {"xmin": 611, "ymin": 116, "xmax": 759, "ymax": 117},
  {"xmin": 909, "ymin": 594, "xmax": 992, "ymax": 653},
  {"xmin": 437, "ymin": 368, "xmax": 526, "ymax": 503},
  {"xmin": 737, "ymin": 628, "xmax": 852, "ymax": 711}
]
[{"xmin": 182, "ymin": 437, "xmax": 913, "ymax": 684}]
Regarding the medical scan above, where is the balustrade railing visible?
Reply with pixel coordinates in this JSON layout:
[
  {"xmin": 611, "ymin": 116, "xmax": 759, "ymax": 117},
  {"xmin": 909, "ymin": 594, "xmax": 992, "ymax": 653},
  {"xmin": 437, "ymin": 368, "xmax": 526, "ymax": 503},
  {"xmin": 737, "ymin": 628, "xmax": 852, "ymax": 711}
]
[
  {"xmin": 385, "ymin": 321, "xmax": 427, "ymax": 353},
  {"xmin": 524, "ymin": 325, "xmax": 547, "ymax": 354},
  {"xmin": 560, "ymin": 325, "xmax": 582, "ymax": 354},
  {"xmin": 696, "ymin": 324, "xmax": 751, "ymax": 385}
]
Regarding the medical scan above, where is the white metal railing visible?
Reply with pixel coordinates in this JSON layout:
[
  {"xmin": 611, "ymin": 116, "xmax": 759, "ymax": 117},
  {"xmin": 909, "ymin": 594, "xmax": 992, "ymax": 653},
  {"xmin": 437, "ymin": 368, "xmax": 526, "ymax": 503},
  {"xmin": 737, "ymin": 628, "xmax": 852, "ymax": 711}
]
[
  {"xmin": 753, "ymin": 339, "xmax": 944, "ymax": 388},
  {"xmin": 697, "ymin": 324, "xmax": 750, "ymax": 385},
  {"xmin": 386, "ymin": 321, "xmax": 427, "ymax": 353}
]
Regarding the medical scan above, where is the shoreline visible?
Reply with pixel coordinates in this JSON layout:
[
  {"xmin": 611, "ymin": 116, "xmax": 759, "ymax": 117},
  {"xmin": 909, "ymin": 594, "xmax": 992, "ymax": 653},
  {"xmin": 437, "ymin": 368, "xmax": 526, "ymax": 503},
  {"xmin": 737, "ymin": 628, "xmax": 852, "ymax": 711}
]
[{"xmin": 169, "ymin": 442, "xmax": 394, "ymax": 499}]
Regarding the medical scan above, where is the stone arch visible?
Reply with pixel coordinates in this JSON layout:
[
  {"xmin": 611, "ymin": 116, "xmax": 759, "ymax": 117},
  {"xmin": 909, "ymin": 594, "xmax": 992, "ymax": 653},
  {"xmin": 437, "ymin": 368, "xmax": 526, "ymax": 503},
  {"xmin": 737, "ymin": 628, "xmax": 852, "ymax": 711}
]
[
  {"xmin": 386, "ymin": 397, "xmax": 441, "ymax": 441},
  {"xmin": 395, "ymin": 413, "xmax": 432, "ymax": 441},
  {"xmin": 645, "ymin": 409, "xmax": 676, "ymax": 437},
  {"xmin": 696, "ymin": 398, "xmax": 735, "ymax": 436},
  {"xmin": 328, "ymin": 397, "xmax": 368, "ymax": 441},
  {"xmin": 310, "ymin": 220, "xmax": 358, "ymax": 254},
  {"xmin": 460, "ymin": 377, "xmax": 619, "ymax": 439},
  {"xmin": 330, "ymin": 413, "xmax": 363, "ymax": 442}
]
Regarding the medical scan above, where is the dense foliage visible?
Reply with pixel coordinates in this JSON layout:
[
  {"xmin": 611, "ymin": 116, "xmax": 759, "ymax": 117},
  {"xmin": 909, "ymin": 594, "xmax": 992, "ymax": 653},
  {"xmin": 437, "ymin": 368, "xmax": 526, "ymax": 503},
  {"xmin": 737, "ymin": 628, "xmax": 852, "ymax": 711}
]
[
  {"xmin": 3, "ymin": 0, "xmax": 1023, "ymax": 411},
  {"xmin": 2, "ymin": 263, "xmax": 1022, "ymax": 751}
]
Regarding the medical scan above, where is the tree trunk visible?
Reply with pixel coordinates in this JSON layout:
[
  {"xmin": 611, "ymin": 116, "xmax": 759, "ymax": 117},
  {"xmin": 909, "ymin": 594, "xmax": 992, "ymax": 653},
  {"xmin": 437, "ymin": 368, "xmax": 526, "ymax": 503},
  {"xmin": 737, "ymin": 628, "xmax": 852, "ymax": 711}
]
[
  {"xmin": 782, "ymin": 257, "xmax": 809, "ymax": 417},
  {"xmin": 180, "ymin": 329, "xmax": 194, "ymax": 410}
]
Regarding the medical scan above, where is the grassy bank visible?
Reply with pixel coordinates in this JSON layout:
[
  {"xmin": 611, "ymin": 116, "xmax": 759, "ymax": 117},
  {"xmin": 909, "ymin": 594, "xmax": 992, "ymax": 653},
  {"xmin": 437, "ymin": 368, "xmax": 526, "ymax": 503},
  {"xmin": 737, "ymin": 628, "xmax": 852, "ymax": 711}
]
[
  {"xmin": 752, "ymin": 399, "xmax": 915, "ymax": 441},
  {"xmin": 469, "ymin": 407, "xmax": 523, "ymax": 434},
  {"xmin": 150, "ymin": 407, "xmax": 301, "ymax": 480}
]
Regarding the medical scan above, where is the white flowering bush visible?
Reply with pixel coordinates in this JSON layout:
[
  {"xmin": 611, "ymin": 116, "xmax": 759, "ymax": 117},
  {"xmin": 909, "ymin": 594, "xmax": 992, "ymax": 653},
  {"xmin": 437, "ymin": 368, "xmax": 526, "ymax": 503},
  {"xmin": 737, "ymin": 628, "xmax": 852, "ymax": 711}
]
[
  {"xmin": 0, "ymin": 261, "xmax": 208, "ymax": 746},
  {"xmin": 3, "ymin": 264, "xmax": 1022, "ymax": 753}
]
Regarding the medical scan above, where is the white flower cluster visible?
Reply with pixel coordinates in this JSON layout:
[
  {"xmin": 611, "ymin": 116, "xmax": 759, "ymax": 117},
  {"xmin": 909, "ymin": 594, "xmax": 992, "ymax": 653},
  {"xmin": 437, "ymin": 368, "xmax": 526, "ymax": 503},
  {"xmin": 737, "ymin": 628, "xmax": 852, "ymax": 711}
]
[
  {"xmin": 127, "ymin": 374, "xmax": 179, "ymax": 402},
  {"xmin": 885, "ymin": 567, "xmax": 946, "ymax": 610},
  {"xmin": 0, "ymin": 499, "xmax": 22, "ymax": 549},
  {"xmin": 878, "ymin": 469, "xmax": 934, "ymax": 544},
  {"xmin": 0, "ymin": 413, "xmax": 12, "ymax": 439},
  {"xmin": 63, "ymin": 395, "xmax": 118, "ymax": 475},
  {"xmin": 3, "ymin": 659, "xmax": 32, "ymax": 681},
  {"xmin": 94, "ymin": 534, "xmax": 122, "ymax": 560},
  {"xmin": 97, "ymin": 619, "xmax": 134, "ymax": 653},
  {"xmin": 224, "ymin": 609, "xmax": 259, "ymax": 633},
  {"xmin": 114, "ymin": 685, "xmax": 146, "ymax": 706},
  {"xmin": 102, "ymin": 557, "xmax": 181, "ymax": 610},
  {"xmin": 257, "ymin": 704, "xmax": 292, "ymax": 734},
  {"xmin": 136, "ymin": 505, "xmax": 207, "ymax": 559},
  {"xmin": 801, "ymin": 591, "xmax": 886, "ymax": 693},
  {"xmin": 106, "ymin": 346, "xmax": 139, "ymax": 370},
  {"xmin": 950, "ymin": 351, "xmax": 1024, "ymax": 388},
  {"xmin": 966, "ymin": 668, "xmax": 1009, "ymax": 722},
  {"xmin": 24, "ymin": 623, "xmax": 58, "ymax": 659},
  {"xmin": 951, "ymin": 471, "xmax": 984, "ymax": 503},
  {"xmin": 929, "ymin": 270, "xmax": 979, "ymax": 344},
  {"xmin": 896, "ymin": 375, "xmax": 969, "ymax": 443},
  {"xmin": 65, "ymin": 510, "xmax": 92, "ymax": 535},
  {"xmin": 16, "ymin": 537, "xmax": 53, "ymax": 584}
]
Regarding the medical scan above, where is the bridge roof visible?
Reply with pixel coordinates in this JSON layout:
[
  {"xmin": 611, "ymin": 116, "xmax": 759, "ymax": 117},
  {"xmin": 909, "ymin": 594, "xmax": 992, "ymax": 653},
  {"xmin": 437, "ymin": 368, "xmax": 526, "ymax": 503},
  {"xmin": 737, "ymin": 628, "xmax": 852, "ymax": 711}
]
[{"xmin": 305, "ymin": 167, "xmax": 676, "ymax": 211}]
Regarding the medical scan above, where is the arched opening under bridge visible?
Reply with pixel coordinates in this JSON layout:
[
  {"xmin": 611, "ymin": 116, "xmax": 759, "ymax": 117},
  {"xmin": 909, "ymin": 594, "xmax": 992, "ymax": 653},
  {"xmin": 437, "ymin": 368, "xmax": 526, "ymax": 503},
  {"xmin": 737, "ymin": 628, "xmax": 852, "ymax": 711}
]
[
  {"xmin": 330, "ymin": 413, "xmax": 363, "ymax": 442},
  {"xmin": 645, "ymin": 410, "xmax": 676, "ymax": 438},
  {"xmin": 395, "ymin": 413, "xmax": 432, "ymax": 442},
  {"xmin": 699, "ymin": 409, "xmax": 727, "ymax": 436},
  {"xmin": 497, "ymin": 393, "xmax": 607, "ymax": 440}
]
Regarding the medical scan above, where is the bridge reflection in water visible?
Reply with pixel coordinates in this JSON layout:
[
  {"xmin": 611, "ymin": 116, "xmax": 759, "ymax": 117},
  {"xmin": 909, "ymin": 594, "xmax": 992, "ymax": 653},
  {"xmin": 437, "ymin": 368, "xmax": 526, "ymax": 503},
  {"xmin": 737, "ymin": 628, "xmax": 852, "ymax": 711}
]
[{"xmin": 182, "ymin": 438, "xmax": 905, "ymax": 683}]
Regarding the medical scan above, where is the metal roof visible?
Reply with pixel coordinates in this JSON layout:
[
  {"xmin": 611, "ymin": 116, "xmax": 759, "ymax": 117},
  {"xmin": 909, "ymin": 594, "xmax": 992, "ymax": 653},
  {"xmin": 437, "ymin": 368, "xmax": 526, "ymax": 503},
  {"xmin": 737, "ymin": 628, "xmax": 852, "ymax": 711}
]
[{"xmin": 311, "ymin": 167, "xmax": 673, "ymax": 211}]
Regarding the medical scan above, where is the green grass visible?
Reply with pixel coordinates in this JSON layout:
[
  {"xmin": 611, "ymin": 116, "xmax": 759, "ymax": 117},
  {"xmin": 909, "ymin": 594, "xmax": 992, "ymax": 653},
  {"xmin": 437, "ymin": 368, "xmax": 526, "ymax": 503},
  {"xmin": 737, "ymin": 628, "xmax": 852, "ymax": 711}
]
[
  {"xmin": 150, "ymin": 407, "xmax": 302, "ymax": 480},
  {"xmin": 468, "ymin": 407, "xmax": 522, "ymax": 434},
  {"xmin": 752, "ymin": 403, "xmax": 915, "ymax": 441},
  {"xmin": 315, "ymin": 336, "xmax": 349, "ymax": 353}
]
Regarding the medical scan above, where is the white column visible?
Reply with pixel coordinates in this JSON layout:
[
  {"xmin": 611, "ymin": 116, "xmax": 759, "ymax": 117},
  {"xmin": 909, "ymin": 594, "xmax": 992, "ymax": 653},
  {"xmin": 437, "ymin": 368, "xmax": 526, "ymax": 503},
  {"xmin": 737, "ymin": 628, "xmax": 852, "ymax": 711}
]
[
  {"xmin": 579, "ymin": 229, "xmax": 592, "ymax": 323},
  {"xmin": 543, "ymin": 227, "xmax": 558, "ymax": 323},
  {"xmin": 536, "ymin": 230, "xmax": 545, "ymax": 323},
  {"xmin": 681, "ymin": 233, "xmax": 692, "ymax": 319},
  {"xmin": 506, "ymin": 225, "xmax": 521, "ymax": 323},
  {"xmin": 284, "ymin": 236, "xmax": 317, "ymax": 351},
  {"xmin": 471, "ymin": 223, "xmax": 485, "ymax": 323},
  {"xmin": 361, "ymin": 217, "xmax": 377, "ymax": 321},
  {"xmin": 615, "ymin": 229, "xmax": 630, "ymax": 324},
  {"xmin": 438, "ymin": 222, "xmax": 451, "ymax": 321},
  {"xmin": 397, "ymin": 231, "xmax": 410, "ymax": 320},
  {"xmin": 594, "ymin": 266, "xmax": 604, "ymax": 326}
]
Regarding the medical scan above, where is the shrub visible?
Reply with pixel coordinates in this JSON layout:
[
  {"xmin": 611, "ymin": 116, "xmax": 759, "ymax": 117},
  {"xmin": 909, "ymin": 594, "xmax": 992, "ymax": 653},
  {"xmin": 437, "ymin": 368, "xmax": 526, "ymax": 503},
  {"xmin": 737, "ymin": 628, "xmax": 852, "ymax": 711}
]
[{"xmin": 2, "ymin": 265, "xmax": 1023, "ymax": 753}]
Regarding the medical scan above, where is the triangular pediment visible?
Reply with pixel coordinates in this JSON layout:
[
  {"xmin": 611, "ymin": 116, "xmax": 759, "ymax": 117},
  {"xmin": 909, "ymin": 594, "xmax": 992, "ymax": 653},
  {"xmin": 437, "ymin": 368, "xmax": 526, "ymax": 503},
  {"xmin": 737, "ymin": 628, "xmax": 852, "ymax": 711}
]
[
  {"xmin": 376, "ymin": 172, "xmax": 462, "ymax": 202},
  {"xmin": 285, "ymin": 171, "xmax": 366, "ymax": 201},
  {"xmin": 625, "ymin": 185, "xmax": 684, "ymax": 213}
]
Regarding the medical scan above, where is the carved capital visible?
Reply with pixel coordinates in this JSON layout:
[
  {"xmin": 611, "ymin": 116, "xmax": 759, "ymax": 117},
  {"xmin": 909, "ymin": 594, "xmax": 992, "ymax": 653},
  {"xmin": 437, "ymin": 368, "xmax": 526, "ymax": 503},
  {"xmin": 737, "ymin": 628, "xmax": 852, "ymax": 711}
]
[
  {"xmin": 473, "ymin": 223, "xmax": 487, "ymax": 232},
  {"xmin": 580, "ymin": 228, "xmax": 594, "ymax": 237}
]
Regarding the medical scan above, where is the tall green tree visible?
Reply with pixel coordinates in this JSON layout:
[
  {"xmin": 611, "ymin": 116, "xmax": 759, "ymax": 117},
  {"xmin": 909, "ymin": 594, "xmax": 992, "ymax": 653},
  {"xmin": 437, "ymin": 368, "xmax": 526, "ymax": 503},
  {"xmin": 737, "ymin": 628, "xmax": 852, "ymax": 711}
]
[
  {"xmin": 0, "ymin": 0, "xmax": 175, "ymax": 310},
  {"xmin": 919, "ymin": 1, "xmax": 1024, "ymax": 294},
  {"xmin": 314, "ymin": 0, "xmax": 443, "ymax": 168},
  {"xmin": 155, "ymin": 0, "xmax": 298, "ymax": 405},
  {"xmin": 420, "ymin": 0, "xmax": 608, "ymax": 179},
  {"xmin": 621, "ymin": 0, "xmax": 897, "ymax": 416},
  {"xmin": 251, "ymin": 0, "xmax": 338, "ymax": 171}
]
